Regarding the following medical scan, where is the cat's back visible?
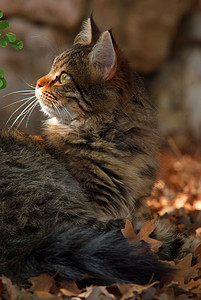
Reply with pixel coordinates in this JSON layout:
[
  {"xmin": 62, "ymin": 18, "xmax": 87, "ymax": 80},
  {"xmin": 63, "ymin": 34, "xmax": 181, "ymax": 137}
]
[
  {"xmin": 0, "ymin": 130, "xmax": 97, "ymax": 260},
  {"xmin": 0, "ymin": 130, "xmax": 79, "ymax": 199}
]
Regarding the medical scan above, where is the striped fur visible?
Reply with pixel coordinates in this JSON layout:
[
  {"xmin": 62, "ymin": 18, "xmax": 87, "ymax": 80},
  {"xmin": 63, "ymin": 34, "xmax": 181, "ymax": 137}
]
[{"xmin": 0, "ymin": 18, "xmax": 200, "ymax": 285}]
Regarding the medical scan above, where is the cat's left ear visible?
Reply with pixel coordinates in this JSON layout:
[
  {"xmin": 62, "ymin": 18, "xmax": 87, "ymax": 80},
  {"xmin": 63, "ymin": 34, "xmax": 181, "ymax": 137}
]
[
  {"xmin": 74, "ymin": 17, "xmax": 100, "ymax": 46},
  {"xmin": 89, "ymin": 30, "xmax": 117, "ymax": 80}
]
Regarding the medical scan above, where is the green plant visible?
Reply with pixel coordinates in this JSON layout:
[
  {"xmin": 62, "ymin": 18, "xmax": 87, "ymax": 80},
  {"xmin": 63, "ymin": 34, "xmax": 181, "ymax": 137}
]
[{"xmin": 0, "ymin": 10, "xmax": 23, "ymax": 89}]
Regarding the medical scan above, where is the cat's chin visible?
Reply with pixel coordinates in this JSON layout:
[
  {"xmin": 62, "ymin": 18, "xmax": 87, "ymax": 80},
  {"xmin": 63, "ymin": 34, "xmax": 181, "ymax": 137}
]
[
  {"xmin": 38, "ymin": 103, "xmax": 73, "ymax": 126},
  {"xmin": 45, "ymin": 117, "xmax": 61, "ymax": 126}
]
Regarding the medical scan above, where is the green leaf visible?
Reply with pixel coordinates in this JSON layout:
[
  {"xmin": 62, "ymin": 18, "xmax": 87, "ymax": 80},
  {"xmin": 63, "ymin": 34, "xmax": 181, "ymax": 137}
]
[
  {"xmin": 0, "ymin": 37, "xmax": 7, "ymax": 47},
  {"xmin": 5, "ymin": 32, "xmax": 16, "ymax": 43},
  {"xmin": 0, "ymin": 78, "xmax": 7, "ymax": 89},
  {"xmin": 9, "ymin": 39, "xmax": 23, "ymax": 50},
  {"xmin": 0, "ymin": 11, "xmax": 3, "ymax": 19},
  {"xmin": 0, "ymin": 68, "xmax": 4, "ymax": 78},
  {"xmin": 0, "ymin": 20, "xmax": 9, "ymax": 30}
]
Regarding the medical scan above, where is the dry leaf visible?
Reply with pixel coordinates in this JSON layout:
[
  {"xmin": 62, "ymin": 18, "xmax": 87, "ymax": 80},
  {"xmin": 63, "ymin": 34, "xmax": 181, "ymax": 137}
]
[
  {"xmin": 117, "ymin": 281, "xmax": 158, "ymax": 300},
  {"xmin": 180, "ymin": 278, "xmax": 201, "ymax": 294},
  {"xmin": 34, "ymin": 290, "xmax": 55, "ymax": 298},
  {"xmin": 60, "ymin": 280, "xmax": 81, "ymax": 297},
  {"xmin": 28, "ymin": 273, "xmax": 55, "ymax": 292},
  {"xmin": 0, "ymin": 275, "xmax": 20, "ymax": 300},
  {"xmin": 78, "ymin": 286, "xmax": 115, "ymax": 300},
  {"xmin": 173, "ymin": 253, "xmax": 201, "ymax": 284},
  {"xmin": 121, "ymin": 219, "xmax": 162, "ymax": 253},
  {"xmin": 121, "ymin": 219, "xmax": 137, "ymax": 240},
  {"xmin": 137, "ymin": 220, "xmax": 163, "ymax": 253},
  {"xmin": 196, "ymin": 227, "xmax": 201, "ymax": 239},
  {"xmin": 194, "ymin": 244, "xmax": 201, "ymax": 259}
]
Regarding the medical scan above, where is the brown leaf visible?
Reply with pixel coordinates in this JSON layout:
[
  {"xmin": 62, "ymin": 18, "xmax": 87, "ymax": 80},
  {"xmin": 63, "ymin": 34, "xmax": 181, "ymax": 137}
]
[
  {"xmin": 195, "ymin": 227, "xmax": 201, "ymax": 239},
  {"xmin": 121, "ymin": 219, "xmax": 137, "ymax": 240},
  {"xmin": 117, "ymin": 281, "xmax": 158, "ymax": 300},
  {"xmin": 60, "ymin": 280, "xmax": 81, "ymax": 297},
  {"xmin": 78, "ymin": 286, "xmax": 115, "ymax": 300},
  {"xmin": 121, "ymin": 220, "xmax": 162, "ymax": 253},
  {"xmin": 28, "ymin": 274, "xmax": 55, "ymax": 292},
  {"xmin": 34, "ymin": 290, "xmax": 60, "ymax": 299},
  {"xmin": 194, "ymin": 244, "xmax": 201, "ymax": 259},
  {"xmin": 180, "ymin": 278, "xmax": 201, "ymax": 293},
  {"xmin": 137, "ymin": 220, "xmax": 163, "ymax": 253},
  {"xmin": 0, "ymin": 275, "xmax": 20, "ymax": 300},
  {"xmin": 173, "ymin": 253, "xmax": 201, "ymax": 284}
]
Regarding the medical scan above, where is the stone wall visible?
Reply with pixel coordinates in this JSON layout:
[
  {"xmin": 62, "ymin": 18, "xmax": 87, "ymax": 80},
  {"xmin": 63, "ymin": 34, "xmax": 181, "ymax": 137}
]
[{"xmin": 0, "ymin": 0, "xmax": 200, "ymax": 150}]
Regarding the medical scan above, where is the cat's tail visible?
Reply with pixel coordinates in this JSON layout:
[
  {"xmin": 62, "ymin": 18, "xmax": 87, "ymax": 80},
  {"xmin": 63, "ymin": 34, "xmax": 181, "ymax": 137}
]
[{"xmin": 4, "ymin": 226, "xmax": 173, "ymax": 285}]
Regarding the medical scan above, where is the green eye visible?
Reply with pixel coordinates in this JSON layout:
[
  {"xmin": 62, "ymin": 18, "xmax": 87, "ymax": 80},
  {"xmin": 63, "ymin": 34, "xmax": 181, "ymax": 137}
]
[{"xmin": 59, "ymin": 72, "xmax": 71, "ymax": 84}]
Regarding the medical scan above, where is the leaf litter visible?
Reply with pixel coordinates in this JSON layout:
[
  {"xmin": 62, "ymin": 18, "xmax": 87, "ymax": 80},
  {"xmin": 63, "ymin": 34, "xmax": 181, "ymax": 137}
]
[{"xmin": 0, "ymin": 152, "xmax": 201, "ymax": 300}]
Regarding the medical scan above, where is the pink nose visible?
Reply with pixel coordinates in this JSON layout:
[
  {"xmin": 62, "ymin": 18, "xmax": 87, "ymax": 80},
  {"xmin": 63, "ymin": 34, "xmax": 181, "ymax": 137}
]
[
  {"xmin": 36, "ymin": 75, "xmax": 51, "ymax": 89},
  {"xmin": 37, "ymin": 79, "xmax": 43, "ymax": 89}
]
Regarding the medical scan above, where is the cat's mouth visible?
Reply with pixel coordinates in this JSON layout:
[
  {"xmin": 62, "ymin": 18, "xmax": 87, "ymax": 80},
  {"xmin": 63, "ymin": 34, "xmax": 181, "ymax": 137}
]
[{"xmin": 35, "ymin": 87, "xmax": 75, "ymax": 125}]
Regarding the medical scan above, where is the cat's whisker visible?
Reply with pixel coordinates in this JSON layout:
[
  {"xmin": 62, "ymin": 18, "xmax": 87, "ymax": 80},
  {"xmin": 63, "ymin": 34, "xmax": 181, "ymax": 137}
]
[
  {"xmin": 1, "ymin": 96, "xmax": 36, "ymax": 110},
  {"xmin": 63, "ymin": 107, "xmax": 80, "ymax": 138},
  {"xmin": 6, "ymin": 96, "xmax": 36, "ymax": 125},
  {"xmin": 9, "ymin": 98, "xmax": 37, "ymax": 130},
  {"xmin": 15, "ymin": 106, "xmax": 34, "ymax": 130},
  {"xmin": 21, "ymin": 79, "xmax": 36, "ymax": 90},
  {"xmin": 53, "ymin": 102, "xmax": 66, "ymax": 125},
  {"xmin": 63, "ymin": 107, "xmax": 73, "ymax": 123},
  {"xmin": 25, "ymin": 102, "xmax": 38, "ymax": 128},
  {"xmin": 3, "ymin": 90, "xmax": 35, "ymax": 98},
  {"xmin": 15, "ymin": 101, "xmax": 38, "ymax": 130}
]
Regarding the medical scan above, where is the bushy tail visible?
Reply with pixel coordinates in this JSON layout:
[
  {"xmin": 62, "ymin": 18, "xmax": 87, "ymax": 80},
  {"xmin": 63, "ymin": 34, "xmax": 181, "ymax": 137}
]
[{"xmin": 4, "ymin": 226, "xmax": 173, "ymax": 285}]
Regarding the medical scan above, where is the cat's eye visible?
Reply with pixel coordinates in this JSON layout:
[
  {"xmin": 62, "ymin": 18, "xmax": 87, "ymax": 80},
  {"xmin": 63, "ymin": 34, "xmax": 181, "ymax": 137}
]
[{"xmin": 59, "ymin": 72, "xmax": 72, "ymax": 84}]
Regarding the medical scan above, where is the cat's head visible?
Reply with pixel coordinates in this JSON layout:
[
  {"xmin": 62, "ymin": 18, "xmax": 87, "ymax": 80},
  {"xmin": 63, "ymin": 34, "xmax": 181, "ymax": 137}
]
[{"xmin": 36, "ymin": 17, "xmax": 133, "ymax": 125}]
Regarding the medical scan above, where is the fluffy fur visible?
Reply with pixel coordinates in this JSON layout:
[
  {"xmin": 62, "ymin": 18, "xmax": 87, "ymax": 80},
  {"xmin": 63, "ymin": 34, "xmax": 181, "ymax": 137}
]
[{"xmin": 0, "ymin": 17, "xmax": 199, "ymax": 285}]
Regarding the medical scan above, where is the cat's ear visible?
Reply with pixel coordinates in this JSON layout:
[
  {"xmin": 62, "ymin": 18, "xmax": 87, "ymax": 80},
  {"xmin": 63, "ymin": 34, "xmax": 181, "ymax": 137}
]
[
  {"xmin": 89, "ymin": 30, "xmax": 117, "ymax": 80},
  {"xmin": 74, "ymin": 17, "xmax": 100, "ymax": 46}
]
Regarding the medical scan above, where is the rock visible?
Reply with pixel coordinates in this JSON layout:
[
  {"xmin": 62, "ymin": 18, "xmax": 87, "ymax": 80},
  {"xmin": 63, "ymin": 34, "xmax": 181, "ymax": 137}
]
[
  {"xmin": 0, "ymin": 0, "xmax": 85, "ymax": 31},
  {"xmin": 148, "ymin": 46, "xmax": 201, "ymax": 148},
  {"xmin": 178, "ymin": 11, "xmax": 201, "ymax": 45}
]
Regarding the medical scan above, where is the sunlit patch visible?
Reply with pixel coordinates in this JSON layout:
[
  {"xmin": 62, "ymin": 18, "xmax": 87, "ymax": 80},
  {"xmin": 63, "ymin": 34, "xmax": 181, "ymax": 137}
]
[
  {"xmin": 174, "ymin": 194, "xmax": 188, "ymax": 209},
  {"xmin": 194, "ymin": 200, "xmax": 201, "ymax": 210}
]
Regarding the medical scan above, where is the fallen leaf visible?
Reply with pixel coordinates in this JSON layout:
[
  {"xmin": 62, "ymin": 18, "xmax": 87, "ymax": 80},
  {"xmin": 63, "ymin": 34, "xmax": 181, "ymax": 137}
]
[
  {"xmin": 117, "ymin": 281, "xmax": 158, "ymax": 300},
  {"xmin": 78, "ymin": 286, "xmax": 115, "ymax": 300},
  {"xmin": 121, "ymin": 219, "xmax": 137, "ymax": 240},
  {"xmin": 28, "ymin": 273, "xmax": 55, "ymax": 292},
  {"xmin": 195, "ymin": 227, "xmax": 201, "ymax": 239},
  {"xmin": 0, "ymin": 275, "xmax": 20, "ymax": 300},
  {"xmin": 194, "ymin": 244, "xmax": 201, "ymax": 260},
  {"xmin": 180, "ymin": 278, "xmax": 201, "ymax": 294},
  {"xmin": 34, "ymin": 290, "xmax": 60, "ymax": 299},
  {"xmin": 121, "ymin": 220, "xmax": 162, "ymax": 253},
  {"xmin": 60, "ymin": 280, "xmax": 81, "ymax": 297},
  {"xmin": 137, "ymin": 220, "xmax": 163, "ymax": 253},
  {"xmin": 173, "ymin": 253, "xmax": 201, "ymax": 284}
]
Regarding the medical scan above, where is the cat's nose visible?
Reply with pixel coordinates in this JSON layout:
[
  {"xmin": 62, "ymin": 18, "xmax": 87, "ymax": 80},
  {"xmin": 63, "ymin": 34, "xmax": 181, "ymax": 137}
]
[
  {"xmin": 36, "ymin": 75, "xmax": 51, "ymax": 89},
  {"xmin": 36, "ymin": 78, "xmax": 44, "ymax": 89}
]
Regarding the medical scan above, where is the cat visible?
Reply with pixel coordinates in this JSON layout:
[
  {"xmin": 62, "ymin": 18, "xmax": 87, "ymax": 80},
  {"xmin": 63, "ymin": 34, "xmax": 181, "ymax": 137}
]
[{"xmin": 0, "ymin": 17, "xmax": 199, "ymax": 286}]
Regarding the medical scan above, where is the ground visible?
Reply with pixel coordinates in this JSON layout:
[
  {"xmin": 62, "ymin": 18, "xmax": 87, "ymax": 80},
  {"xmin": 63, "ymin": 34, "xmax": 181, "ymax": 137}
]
[{"xmin": 0, "ymin": 148, "xmax": 201, "ymax": 300}]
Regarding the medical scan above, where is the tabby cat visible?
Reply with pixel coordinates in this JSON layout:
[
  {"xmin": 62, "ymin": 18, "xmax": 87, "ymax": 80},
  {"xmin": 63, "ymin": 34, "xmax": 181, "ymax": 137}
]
[{"xmin": 0, "ymin": 18, "xmax": 199, "ymax": 286}]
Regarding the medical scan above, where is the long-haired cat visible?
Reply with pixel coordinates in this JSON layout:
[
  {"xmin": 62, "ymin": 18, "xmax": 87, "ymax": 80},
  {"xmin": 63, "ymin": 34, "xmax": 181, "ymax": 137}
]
[{"xmin": 0, "ymin": 17, "xmax": 199, "ymax": 286}]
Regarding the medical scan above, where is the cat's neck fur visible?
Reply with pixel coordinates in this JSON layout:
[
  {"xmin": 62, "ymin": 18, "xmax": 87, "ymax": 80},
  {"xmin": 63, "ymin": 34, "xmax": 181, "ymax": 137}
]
[{"xmin": 43, "ymin": 75, "xmax": 158, "ymax": 223}]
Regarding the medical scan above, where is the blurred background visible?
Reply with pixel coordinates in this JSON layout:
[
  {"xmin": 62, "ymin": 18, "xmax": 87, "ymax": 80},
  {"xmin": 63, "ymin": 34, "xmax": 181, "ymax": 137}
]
[{"xmin": 0, "ymin": 0, "xmax": 201, "ymax": 153}]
